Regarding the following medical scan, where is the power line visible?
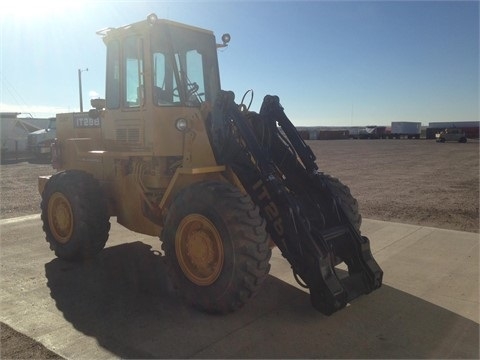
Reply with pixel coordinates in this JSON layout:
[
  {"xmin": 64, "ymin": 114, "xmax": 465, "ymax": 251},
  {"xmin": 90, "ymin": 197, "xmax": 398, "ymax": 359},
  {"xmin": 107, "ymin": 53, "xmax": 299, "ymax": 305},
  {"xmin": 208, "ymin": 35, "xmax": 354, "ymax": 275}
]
[{"xmin": 0, "ymin": 72, "xmax": 30, "ymax": 110}]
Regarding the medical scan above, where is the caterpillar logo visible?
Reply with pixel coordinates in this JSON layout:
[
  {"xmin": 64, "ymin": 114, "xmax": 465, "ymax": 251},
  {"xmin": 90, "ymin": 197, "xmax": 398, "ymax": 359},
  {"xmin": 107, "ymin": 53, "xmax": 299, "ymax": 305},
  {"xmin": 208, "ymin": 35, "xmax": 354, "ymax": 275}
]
[{"xmin": 252, "ymin": 179, "xmax": 284, "ymax": 237}]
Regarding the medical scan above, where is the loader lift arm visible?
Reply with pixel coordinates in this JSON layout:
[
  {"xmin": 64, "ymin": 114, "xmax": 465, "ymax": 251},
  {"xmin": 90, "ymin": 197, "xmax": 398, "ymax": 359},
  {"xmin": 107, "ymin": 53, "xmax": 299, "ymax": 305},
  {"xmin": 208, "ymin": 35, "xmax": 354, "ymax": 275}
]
[{"xmin": 210, "ymin": 90, "xmax": 383, "ymax": 315}]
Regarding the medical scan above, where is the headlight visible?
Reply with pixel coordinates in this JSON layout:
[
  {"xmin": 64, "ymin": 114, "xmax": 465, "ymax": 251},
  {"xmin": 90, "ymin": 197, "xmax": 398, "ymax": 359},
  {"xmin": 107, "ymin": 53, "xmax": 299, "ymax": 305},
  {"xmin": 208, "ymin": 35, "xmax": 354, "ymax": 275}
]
[{"xmin": 175, "ymin": 118, "xmax": 188, "ymax": 132}]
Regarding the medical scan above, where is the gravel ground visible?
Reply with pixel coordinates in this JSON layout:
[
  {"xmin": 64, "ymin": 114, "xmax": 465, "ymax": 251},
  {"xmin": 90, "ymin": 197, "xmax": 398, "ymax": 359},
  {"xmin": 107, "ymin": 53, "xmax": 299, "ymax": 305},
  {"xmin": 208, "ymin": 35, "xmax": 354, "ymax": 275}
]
[
  {"xmin": 0, "ymin": 138, "xmax": 478, "ymax": 359},
  {"xmin": 308, "ymin": 139, "xmax": 479, "ymax": 233},
  {"xmin": 1, "ymin": 139, "xmax": 478, "ymax": 231}
]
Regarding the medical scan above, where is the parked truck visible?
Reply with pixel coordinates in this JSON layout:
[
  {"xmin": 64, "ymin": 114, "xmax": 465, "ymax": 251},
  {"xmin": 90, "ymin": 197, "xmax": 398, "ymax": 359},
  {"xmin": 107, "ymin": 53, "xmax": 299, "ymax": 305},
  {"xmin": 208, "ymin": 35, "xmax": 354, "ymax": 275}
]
[
  {"xmin": 28, "ymin": 117, "xmax": 56, "ymax": 160},
  {"xmin": 358, "ymin": 126, "xmax": 387, "ymax": 139},
  {"xmin": 427, "ymin": 121, "xmax": 479, "ymax": 140},
  {"xmin": 435, "ymin": 128, "xmax": 467, "ymax": 143}
]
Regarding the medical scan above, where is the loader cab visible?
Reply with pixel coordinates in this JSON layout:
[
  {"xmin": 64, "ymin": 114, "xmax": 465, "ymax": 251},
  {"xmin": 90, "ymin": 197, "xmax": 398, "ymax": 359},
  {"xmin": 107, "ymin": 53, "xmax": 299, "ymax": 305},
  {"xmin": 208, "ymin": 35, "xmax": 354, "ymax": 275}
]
[
  {"xmin": 150, "ymin": 22, "xmax": 220, "ymax": 107},
  {"xmin": 99, "ymin": 14, "xmax": 222, "ymax": 156}
]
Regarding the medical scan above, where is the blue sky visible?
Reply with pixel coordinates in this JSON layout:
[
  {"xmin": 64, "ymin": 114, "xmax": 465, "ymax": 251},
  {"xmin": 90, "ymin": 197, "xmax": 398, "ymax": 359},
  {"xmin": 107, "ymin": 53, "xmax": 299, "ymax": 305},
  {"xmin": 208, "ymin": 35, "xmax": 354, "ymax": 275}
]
[{"xmin": 0, "ymin": 0, "xmax": 478, "ymax": 126}]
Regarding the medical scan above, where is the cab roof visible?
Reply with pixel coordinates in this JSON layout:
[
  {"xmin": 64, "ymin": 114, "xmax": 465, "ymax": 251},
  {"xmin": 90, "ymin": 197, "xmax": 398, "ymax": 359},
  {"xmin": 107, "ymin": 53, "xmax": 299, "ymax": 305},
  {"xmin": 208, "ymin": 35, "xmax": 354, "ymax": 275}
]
[{"xmin": 96, "ymin": 14, "xmax": 214, "ymax": 42}]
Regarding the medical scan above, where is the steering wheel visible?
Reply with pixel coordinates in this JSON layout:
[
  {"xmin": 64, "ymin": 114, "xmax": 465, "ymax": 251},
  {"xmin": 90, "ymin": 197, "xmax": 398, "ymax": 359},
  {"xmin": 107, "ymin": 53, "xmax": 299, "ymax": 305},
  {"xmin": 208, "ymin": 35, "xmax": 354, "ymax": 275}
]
[{"xmin": 173, "ymin": 82, "xmax": 202, "ymax": 101}]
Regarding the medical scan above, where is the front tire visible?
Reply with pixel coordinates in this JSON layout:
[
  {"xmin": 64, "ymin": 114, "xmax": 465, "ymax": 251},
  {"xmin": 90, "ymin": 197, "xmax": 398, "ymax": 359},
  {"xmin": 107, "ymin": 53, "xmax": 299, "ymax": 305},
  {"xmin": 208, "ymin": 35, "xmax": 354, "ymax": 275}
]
[
  {"xmin": 161, "ymin": 181, "xmax": 271, "ymax": 314},
  {"xmin": 40, "ymin": 170, "xmax": 110, "ymax": 261},
  {"xmin": 320, "ymin": 174, "xmax": 362, "ymax": 231}
]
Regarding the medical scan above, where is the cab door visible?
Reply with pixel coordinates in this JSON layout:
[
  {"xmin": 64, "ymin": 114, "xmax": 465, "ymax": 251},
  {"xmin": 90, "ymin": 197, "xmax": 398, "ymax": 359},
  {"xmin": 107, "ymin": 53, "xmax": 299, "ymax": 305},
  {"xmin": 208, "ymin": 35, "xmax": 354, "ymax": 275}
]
[{"xmin": 103, "ymin": 35, "xmax": 146, "ymax": 151}]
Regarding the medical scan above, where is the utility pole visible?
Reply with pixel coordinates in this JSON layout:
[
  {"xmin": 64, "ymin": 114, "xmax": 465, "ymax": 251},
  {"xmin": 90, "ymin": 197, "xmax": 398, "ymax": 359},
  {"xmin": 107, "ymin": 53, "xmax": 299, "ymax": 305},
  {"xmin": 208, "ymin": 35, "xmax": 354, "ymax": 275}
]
[{"xmin": 78, "ymin": 68, "xmax": 88, "ymax": 112}]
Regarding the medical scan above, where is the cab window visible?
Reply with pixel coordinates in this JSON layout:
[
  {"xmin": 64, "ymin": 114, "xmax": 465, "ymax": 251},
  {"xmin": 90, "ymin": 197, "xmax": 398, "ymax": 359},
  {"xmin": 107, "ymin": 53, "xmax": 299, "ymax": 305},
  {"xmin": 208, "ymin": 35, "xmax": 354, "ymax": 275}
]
[
  {"xmin": 124, "ymin": 36, "xmax": 144, "ymax": 108},
  {"xmin": 151, "ymin": 24, "xmax": 219, "ymax": 107},
  {"xmin": 106, "ymin": 40, "xmax": 120, "ymax": 109},
  {"xmin": 153, "ymin": 51, "xmax": 178, "ymax": 105}
]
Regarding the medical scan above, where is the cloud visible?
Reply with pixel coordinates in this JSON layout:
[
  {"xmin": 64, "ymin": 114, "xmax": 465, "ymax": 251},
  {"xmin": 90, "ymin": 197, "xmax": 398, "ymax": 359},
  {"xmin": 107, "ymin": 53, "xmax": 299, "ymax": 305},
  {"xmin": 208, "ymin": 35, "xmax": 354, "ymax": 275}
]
[
  {"xmin": 0, "ymin": 103, "xmax": 73, "ymax": 118},
  {"xmin": 89, "ymin": 91, "xmax": 100, "ymax": 99}
]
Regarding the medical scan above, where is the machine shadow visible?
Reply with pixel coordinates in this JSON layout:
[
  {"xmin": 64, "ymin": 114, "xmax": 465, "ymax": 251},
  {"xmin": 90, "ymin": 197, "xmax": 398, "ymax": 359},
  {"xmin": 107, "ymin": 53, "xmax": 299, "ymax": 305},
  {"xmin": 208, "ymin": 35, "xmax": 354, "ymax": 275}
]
[{"xmin": 44, "ymin": 242, "xmax": 479, "ymax": 359}]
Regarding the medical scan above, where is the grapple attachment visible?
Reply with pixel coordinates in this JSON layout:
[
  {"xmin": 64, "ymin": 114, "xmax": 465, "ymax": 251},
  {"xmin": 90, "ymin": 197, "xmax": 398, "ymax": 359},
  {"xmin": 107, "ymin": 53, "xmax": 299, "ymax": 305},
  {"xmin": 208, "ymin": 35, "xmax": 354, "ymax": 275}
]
[{"xmin": 209, "ymin": 91, "xmax": 383, "ymax": 315}]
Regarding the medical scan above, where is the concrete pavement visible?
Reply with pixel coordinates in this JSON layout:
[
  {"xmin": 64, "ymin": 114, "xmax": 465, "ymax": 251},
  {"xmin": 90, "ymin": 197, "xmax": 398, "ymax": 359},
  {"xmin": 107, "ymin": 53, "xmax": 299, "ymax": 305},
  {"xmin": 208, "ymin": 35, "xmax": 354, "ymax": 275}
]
[{"xmin": 1, "ymin": 215, "xmax": 478, "ymax": 358}]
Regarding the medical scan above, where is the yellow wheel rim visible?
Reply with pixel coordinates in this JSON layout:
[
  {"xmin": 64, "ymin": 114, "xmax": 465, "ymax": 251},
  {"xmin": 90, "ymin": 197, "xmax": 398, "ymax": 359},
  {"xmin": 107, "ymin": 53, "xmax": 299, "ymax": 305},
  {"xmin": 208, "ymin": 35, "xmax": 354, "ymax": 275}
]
[
  {"xmin": 175, "ymin": 214, "xmax": 224, "ymax": 286},
  {"xmin": 47, "ymin": 192, "xmax": 74, "ymax": 244}
]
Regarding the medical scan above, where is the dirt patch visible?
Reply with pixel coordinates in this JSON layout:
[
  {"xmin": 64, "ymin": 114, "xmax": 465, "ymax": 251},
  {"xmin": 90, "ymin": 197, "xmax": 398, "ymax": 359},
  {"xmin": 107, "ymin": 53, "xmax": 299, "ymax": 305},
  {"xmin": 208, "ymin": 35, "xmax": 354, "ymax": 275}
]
[
  {"xmin": 1, "ymin": 323, "xmax": 63, "ymax": 359},
  {"xmin": 308, "ymin": 139, "xmax": 479, "ymax": 233},
  {"xmin": 0, "ymin": 162, "xmax": 52, "ymax": 219},
  {"xmin": 0, "ymin": 139, "xmax": 478, "ymax": 359},
  {"xmin": 1, "ymin": 140, "xmax": 478, "ymax": 232}
]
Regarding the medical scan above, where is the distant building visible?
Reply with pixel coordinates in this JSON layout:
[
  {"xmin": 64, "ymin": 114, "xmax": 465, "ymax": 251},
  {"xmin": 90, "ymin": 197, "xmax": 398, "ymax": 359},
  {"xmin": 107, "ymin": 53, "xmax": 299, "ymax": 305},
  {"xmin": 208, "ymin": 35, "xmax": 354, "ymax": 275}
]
[{"xmin": 1, "ymin": 112, "xmax": 51, "ymax": 160}]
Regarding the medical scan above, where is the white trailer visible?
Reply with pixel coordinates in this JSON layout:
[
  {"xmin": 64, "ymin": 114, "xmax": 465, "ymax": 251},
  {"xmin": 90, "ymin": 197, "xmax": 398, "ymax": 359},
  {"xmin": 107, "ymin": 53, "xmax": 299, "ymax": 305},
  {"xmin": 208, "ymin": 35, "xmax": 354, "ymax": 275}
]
[{"xmin": 389, "ymin": 121, "xmax": 421, "ymax": 139}]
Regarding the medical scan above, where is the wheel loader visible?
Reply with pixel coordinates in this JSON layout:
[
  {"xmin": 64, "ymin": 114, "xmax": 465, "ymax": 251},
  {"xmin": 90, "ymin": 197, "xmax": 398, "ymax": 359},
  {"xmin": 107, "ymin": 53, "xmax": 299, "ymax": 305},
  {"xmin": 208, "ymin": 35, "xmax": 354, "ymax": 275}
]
[{"xmin": 38, "ymin": 13, "xmax": 382, "ymax": 315}]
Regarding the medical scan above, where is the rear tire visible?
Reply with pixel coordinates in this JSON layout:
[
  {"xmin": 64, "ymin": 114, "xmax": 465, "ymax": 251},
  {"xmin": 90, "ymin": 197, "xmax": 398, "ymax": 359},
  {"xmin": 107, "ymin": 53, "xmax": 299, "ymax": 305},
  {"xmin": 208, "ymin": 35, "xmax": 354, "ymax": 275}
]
[
  {"xmin": 161, "ymin": 181, "xmax": 271, "ymax": 314},
  {"xmin": 40, "ymin": 170, "xmax": 110, "ymax": 261}
]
